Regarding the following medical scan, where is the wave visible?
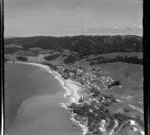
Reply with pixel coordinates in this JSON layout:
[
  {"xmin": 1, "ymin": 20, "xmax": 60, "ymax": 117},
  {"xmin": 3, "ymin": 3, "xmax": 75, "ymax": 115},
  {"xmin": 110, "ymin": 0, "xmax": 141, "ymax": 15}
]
[
  {"xmin": 8, "ymin": 93, "xmax": 81, "ymax": 135},
  {"xmin": 7, "ymin": 62, "xmax": 85, "ymax": 135}
]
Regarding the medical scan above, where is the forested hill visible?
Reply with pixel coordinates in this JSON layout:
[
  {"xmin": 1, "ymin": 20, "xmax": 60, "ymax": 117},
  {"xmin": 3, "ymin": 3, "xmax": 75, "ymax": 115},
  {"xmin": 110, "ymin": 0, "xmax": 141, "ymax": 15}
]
[{"xmin": 5, "ymin": 35, "xmax": 142, "ymax": 55}]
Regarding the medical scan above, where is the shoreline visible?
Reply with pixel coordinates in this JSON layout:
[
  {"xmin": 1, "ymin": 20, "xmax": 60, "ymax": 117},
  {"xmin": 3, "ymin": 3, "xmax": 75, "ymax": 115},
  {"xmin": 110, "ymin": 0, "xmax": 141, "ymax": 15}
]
[
  {"xmin": 7, "ymin": 61, "xmax": 52, "ymax": 73},
  {"xmin": 49, "ymin": 67, "xmax": 89, "ymax": 135},
  {"xmin": 7, "ymin": 61, "xmax": 88, "ymax": 135},
  {"xmin": 51, "ymin": 70, "xmax": 82, "ymax": 104},
  {"xmin": 8, "ymin": 61, "xmax": 82, "ymax": 103}
]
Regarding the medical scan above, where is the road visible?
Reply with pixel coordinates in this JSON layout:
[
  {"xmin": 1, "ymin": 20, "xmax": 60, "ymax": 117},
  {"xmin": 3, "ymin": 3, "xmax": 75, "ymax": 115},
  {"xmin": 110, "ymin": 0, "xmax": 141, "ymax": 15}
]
[
  {"xmin": 109, "ymin": 120, "xmax": 118, "ymax": 135},
  {"xmin": 128, "ymin": 104, "xmax": 144, "ymax": 114}
]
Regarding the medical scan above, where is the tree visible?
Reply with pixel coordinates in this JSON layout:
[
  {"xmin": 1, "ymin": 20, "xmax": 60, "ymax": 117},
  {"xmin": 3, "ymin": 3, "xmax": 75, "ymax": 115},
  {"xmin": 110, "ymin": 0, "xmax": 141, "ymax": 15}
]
[{"xmin": 16, "ymin": 56, "xmax": 27, "ymax": 61}]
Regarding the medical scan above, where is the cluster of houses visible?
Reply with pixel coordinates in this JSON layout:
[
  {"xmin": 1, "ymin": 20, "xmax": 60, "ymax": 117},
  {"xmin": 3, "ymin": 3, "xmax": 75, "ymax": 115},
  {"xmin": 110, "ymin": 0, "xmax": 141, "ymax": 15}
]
[
  {"xmin": 58, "ymin": 65, "xmax": 121, "ymax": 91},
  {"xmin": 57, "ymin": 65, "xmax": 143, "ymax": 135},
  {"xmin": 58, "ymin": 65, "xmax": 84, "ymax": 79}
]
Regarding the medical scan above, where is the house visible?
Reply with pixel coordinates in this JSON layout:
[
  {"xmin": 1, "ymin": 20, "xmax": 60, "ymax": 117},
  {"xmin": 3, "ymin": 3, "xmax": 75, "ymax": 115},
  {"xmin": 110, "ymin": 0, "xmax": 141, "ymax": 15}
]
[{"xmin": 69, "ymin": 71, "xmax": 75, "ymax": 77}]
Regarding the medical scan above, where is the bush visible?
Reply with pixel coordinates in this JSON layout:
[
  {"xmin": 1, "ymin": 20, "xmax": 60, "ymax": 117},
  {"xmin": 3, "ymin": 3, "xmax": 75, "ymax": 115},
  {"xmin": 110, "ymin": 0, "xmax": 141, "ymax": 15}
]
[
  {"xmin": 44, "ymin": 54, "xmax": 60, "ymax": 60},
  {"xmin": 4, "ymin": 58, "xmax": 9, "ymax": 62},
  {"xmin": 16, "ymin": 56, "xmax": 27, "ymax": 61},
  {"xmin": 64, "ymin": 55, "xmax": 78, "ymax": 64},
  {"xmin": 90, "ymin": 56, "xmax": 143, "ymax": 65}
]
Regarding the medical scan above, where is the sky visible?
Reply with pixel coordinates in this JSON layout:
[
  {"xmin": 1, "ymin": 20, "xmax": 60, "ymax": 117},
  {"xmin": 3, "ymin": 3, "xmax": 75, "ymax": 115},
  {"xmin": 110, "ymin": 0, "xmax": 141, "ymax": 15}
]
[{"xmin": 4, "ymin": 0, "xmax": 143, "ymax": 37}]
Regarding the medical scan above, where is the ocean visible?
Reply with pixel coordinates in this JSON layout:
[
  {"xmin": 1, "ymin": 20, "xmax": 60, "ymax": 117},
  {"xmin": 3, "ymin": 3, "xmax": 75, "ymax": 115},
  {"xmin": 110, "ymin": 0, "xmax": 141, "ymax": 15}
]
[{"xmin": 4, "ymin": 63, "xmax": 82, "ymax": 135}]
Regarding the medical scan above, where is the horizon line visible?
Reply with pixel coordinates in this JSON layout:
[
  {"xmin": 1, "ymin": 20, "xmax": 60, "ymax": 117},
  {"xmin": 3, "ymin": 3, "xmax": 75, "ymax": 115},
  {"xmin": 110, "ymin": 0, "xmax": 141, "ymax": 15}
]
[{"xmin": 4, "ymin": 34, "xmax": 143, "ymax": 39}]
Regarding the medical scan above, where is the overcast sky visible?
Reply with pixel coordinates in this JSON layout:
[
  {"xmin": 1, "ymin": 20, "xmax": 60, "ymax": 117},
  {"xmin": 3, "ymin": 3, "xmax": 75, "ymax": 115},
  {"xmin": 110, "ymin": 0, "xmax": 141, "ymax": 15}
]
[{"xmin": 4, "ymin": 0, "xmax": 143, "ymax": 37}]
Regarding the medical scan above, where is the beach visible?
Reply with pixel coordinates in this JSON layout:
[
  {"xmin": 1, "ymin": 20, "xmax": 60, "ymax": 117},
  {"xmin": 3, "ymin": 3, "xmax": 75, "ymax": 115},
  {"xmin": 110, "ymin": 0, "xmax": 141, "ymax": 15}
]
[
  {"xmin": 25, "ymin": 62, "xmax": 89, "ymax": 134},
  {"xmin": 13, "ymin": 61, "xmax": 84, "ymax": 104},
  {"xmin": 5, "ymin": 62, "xmax": 83, "ymax": 135},
  {"xmin": 50, "ymin": 67, "xmax": 89, "ymax": 135},
  {"xmin": 52, "ymin": 71, "xmax": 82, "ymax": 102}
]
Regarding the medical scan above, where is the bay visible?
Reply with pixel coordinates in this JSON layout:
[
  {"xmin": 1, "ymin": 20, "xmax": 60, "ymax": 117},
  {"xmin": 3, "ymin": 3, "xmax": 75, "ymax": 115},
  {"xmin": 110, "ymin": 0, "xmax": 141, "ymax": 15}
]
[{"xmin": 5, "ymin": 63, "xmax": 82, "ymax": 135}]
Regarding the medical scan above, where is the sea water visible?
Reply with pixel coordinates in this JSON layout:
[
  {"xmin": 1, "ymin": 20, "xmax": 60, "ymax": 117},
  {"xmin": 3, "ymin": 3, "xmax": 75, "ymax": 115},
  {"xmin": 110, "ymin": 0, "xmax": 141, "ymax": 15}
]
[{"xmin": 5, "ymin": 63, "xmax": 82, "ymax": 135}]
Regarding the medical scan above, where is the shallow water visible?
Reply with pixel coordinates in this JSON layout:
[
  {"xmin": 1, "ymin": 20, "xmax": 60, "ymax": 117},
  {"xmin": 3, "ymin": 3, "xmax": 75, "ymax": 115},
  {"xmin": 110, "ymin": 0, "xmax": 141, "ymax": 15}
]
[{"xmin": 5, "ymin": 63, "xmax": 82, "ymax": 135}]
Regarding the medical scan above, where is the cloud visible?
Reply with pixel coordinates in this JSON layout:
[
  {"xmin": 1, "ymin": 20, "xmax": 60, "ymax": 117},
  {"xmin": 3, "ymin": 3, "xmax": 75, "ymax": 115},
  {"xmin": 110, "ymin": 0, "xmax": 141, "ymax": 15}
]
[{"xmin": 4, "ymin": 0, "xmax": 143, "ymax": 36}]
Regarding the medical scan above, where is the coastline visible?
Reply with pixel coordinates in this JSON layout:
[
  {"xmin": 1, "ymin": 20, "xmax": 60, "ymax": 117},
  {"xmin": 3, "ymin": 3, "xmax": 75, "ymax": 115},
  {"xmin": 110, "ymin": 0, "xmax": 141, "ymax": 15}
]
[
  {"xmin": 9, "ymin": 61, "xmax": 82, "ymax": 104},
  {"xmin": 6, "ymin": 61, "xmax": 144, "ymax": 135},
  {"xmin": 8, "ymin": 61, "xmax": 52, "ymax": 74},
  {"xmin": 51, "ymin": 70, "xmax": 89, "ymax": 135},
  {"xmin": 7, "ymin": 61, "xmax": 88, "ymax": 135},
  {"xmin": 49, "ymin": 69, "xmax": 83, "ymax": 104}
]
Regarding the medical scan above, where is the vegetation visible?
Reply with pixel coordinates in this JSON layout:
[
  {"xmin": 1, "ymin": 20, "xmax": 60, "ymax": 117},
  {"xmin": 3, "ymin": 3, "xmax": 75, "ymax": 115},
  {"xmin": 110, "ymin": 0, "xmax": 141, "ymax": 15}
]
[
  {"xmin": 108, "ymin": 80, "xmax": 121, "ymax": 88},
  {"xmin": 4, "ymin": 35, "xmax": 142, "ymax": 56},
  {"xmin": 44, "ymin": 54, "xmax": 60, "ymax": 60},
  {"xmin": 4, "ymin": 35, "xmax": 143, "ymax": 135},
  {"xmin": 64, "ymin": 55, "xmax": 78, "ymax": 64},
  {"xmin": 68, "ymin": 101, "xmax": 107, "ymax": 132},
  {"xmin": 113, "ymin": 112, "xmax": 131, "ymax": 132},
  {"xmin": 4, "ymin": 58, "xmax": 9, "ymax": 62},
  {"xmin": 106, "ymin": 118, "xmax": 115, "ymax": 130},
  {"xmin": 90, "ymin": 56, "xmax": 143, "ymax": 65},
  {"xmin": 123, "ymin": 106, "xmax": 131, "ymax": 113},
  {"xmin": 16, "ymin": 56, "xmax": 28, "ymax": 61},
  {"xmin": 42, "ymin": 62, "xmax": 58, "ymax": 70},
  {"xmin": 90, "ymin": 88, "xmax": 101, "ymax": 97},
  {"xmin": 4, "ymin": 47, "xmax": 24, "ymax": 54},
  {"xmin": 135, "ymin": 115, "xmax": 144, "ymax": 129},
  {"xmin": 5, "ymin": 35, "xmax": 143, "ymax": 65}
]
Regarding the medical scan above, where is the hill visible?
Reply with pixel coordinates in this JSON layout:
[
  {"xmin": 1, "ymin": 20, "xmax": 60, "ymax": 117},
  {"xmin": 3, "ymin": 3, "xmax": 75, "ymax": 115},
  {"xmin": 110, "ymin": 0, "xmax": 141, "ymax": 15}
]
[
  {"xmin": 4, "ymin": 35, "xmax": 143, "ymax": 65},
  {"xmin": 4, "ymin": 35, "xmax": 142, "ymax": 56}
]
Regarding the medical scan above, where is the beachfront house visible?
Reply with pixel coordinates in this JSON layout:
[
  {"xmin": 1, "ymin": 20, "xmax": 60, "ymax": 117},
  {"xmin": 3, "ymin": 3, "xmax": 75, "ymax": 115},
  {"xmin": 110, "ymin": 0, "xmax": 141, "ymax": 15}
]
[{"xmin": 69, "ymin": 71, "xmax": 76, "ymax": 77}]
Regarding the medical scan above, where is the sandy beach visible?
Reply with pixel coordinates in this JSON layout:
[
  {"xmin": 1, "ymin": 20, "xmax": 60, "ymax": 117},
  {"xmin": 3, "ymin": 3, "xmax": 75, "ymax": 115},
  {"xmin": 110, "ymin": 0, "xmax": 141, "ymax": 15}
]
[
  {"xmin": 49, "ymin": 66, "xmax": 89, "ymax": 135},
  {"xmin": 13, "ymin": 61, "xmax": 52, "ymax": 74},
  {"xmin": 5, "ymin": 61, "xmax": 83, "ymax": 135},
  {"xmin": 12, "ymin": 61, "xmax": 84, "ymax": 105},
  {"xmin": 6, "ymin": 61, "xmax": 87, "ymax": 134}
]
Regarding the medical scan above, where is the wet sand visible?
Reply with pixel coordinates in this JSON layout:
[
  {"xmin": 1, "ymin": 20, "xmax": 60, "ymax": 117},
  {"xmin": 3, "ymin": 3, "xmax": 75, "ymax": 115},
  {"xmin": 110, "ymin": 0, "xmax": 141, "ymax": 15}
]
[{"xmin": 5, "ymin": 62, "xmax": 82, "ymax": 135}]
